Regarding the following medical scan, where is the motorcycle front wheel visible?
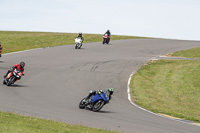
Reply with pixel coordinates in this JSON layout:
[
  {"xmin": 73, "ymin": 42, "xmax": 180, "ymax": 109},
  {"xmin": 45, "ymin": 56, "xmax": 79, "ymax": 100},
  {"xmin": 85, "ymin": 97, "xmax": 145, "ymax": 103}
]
[
  {"xmin": 78, "ymin": 43, "xmax": 82, "ymax": 49},
  {"xmin": 79, "ymin": 98, "xmax": 86, "ymax": 109},
  {"xmin": 106, "ymin": 39, "xmax": 109, "ymax": 44},
  {"xmin": 3, "ymin": 79, "xmax": 6, "ymax": 84},
  {"xmin": 7, "ymin": 76, "xmax": 15, "ymax": 86},
  {"xmin": 92, "ymin": 100, "xmax": 105, "ymax": 112},
  {"xmin": 75, "ymin": 44, "xmax": 78, "ymax": 49}
]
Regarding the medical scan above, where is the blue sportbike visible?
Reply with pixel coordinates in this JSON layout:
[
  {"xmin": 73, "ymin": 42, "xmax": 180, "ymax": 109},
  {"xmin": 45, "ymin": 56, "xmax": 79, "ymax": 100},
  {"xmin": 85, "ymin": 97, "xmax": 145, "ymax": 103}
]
[{"xmin": 79, "ymin": 91, "xmax": 110, "ymax": 112}]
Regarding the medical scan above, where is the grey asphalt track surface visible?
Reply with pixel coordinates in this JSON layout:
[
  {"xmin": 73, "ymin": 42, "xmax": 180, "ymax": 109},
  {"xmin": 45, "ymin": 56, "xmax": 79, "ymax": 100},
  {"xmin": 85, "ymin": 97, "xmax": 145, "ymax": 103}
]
[{"xmin": 0, "ymin": 39, "xmax": 200, "ymax": 133}]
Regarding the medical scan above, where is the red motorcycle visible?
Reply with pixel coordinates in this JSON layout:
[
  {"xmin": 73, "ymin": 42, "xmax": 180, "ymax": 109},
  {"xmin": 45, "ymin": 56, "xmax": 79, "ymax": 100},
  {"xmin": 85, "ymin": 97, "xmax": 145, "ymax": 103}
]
[
  {"xmin": 0, "ymin": 45, "xmax": 2, "ymax": 57},
  {"xmin": 3, "ymin": 69, "xmax": 24, "ymax": 86},
  {"xmin": 103, "ymin": 34, "xmax": 110, "ymax": 44}
]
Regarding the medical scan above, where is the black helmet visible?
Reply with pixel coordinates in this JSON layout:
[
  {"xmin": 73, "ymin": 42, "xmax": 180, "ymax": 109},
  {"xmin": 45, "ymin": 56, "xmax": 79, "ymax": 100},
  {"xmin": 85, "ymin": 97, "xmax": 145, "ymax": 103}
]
[
  {"xmin": 108, "ymin": 88, "xmax": 113, "ymax": 95},
  {"xmin": 20, "ymin": 61, "xmax": 25, "ymax": 68},
  {"xmin": 78, "ymin": 32, "xmax": 82, "ymax": 37}
]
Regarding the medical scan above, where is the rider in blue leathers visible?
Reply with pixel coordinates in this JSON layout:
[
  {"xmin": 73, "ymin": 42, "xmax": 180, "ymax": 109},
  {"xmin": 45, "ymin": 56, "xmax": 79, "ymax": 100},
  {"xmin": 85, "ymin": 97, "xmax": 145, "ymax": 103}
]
[{"xmin": 85, "ymin": 88, "xmax": 114, "ymax": 102}]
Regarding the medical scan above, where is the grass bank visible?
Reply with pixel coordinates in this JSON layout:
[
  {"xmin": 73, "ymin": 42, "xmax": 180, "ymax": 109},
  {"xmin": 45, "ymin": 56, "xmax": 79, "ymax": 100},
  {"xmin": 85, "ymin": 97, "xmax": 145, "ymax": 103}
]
[
  {"xmin": 170, "ymin": 47, "xmax": 200, "ymax": 58},
  {"xmin": 0, "ymin": 111, "xmax": 119, "ymax": 133},
  {"xmin": 0, "ymin": 31, "xmax": 148, "ymax": 54},
  {"xmin": 131, "ymin": 58, "xmax": 200, "ymax": 122}
]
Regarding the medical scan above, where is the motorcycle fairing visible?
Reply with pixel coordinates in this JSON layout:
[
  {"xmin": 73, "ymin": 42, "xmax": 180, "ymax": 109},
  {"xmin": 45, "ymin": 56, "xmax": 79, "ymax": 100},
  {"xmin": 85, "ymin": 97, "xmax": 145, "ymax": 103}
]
[{"xmin": 91, "ymin": 92, "xmax": 109, "ymax": 103}]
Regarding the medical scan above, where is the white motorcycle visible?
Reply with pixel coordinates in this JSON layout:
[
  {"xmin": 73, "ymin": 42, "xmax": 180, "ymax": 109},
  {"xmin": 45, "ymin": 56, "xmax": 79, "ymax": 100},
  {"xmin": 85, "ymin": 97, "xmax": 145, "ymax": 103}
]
[{"xmin": 75, "ymin": 37, "xmax": 83, "ymax": 49}]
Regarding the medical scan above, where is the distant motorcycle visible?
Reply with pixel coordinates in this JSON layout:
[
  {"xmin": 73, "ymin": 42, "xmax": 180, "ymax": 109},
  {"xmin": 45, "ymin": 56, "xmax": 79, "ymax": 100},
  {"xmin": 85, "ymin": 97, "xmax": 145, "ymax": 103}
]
[
  {"xmin": 3, "ymin": 69, "xmax": 24, "ymax": 86},
  {"xmin": 0, "ymin": 45, "xmax": 2, "ymax": 58},
  {"xmin": 103, "ymin": 34, "xmax": 110, "ymax": 44},
  {"xmin": 75, "ymin": 37, "xmax": 83, "ymax": 49},
  {"xmin": 79, "ymin": 91, "xmax": 110, "ymax": 112}
]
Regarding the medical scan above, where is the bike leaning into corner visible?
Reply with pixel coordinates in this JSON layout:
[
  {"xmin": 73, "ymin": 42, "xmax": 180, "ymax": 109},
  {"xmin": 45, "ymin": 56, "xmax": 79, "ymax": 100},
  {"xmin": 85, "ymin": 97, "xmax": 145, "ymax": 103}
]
[
  {"xmin": 79, "ymin": 88, "xmax": 113, "ymax": 112},
  {"xmin": 3, "ymin": 68, "xmax": 24, "ymax": 86},
  {"xmin": 3, "ymin": 62, "xmax": 25, "ymax": 86}
]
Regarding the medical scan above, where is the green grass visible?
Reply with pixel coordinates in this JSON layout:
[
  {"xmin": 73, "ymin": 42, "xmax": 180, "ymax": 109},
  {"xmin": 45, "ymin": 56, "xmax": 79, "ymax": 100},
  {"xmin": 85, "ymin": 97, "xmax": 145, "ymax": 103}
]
[
  {"xmin": 0, "ymin": 111, "xmax": 120, "ymax": 133},
  {"xmin": 171, "ymin": 47, "xmax": 200, "ymax": 58},
  {"xmin": 0, "ymin": 31, "xmax": 148, "ymax": 54},
  {"xmin": 130, "ymin": 59, "xmax": 200, "ymax": 122}
]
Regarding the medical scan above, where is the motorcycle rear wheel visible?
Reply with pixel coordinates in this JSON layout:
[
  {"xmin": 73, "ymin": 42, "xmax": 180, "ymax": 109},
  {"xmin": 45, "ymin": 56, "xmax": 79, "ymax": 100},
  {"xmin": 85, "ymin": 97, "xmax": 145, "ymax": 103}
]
[
  {"xmin": 106, "ymin": 40, "xmax": 109, "ymax": 44},
  {"xmin": 92, "ymin": 100, "xmax": 105, "ymax": 112}
]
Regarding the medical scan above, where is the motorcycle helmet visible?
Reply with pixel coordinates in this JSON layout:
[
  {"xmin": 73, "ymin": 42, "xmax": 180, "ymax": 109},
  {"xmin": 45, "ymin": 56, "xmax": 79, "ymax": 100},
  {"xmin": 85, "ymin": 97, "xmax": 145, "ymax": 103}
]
[
  {"xmin": 108, "ymin": 88, "xmax": 113, "ymax": 95},
  {"xmin": 20, "ymin": 61, "xmax": 25, "ymax": 68},
  {"xmin": 78, "ymin": 32, "xmax": 82, "ymax": 37}
]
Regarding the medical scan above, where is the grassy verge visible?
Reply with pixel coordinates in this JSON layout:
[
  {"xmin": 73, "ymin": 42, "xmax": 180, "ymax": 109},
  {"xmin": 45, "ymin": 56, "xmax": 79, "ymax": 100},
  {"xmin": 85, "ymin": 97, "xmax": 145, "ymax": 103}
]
[
  {"xmin": 130, "ymin": 59, "xmax": 200, "ymax": 122},
  {"xmin": 0, "ymin": 111, "xmax": 119, "ymax": 133},
  {"xmin": 170, "ymin": 47, "xmax": 200, "ymax": 58},
  {"xmin": 0, "ymin": 31, "xmax": 148, "ymax": 54}
]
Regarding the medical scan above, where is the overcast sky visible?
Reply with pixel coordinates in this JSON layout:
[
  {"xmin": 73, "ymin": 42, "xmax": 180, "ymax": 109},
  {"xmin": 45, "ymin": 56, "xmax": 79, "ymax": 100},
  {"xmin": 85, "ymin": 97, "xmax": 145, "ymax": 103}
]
[{"xmin": 0, "ymin": 0, "xmax": 200, "ymax": 40}]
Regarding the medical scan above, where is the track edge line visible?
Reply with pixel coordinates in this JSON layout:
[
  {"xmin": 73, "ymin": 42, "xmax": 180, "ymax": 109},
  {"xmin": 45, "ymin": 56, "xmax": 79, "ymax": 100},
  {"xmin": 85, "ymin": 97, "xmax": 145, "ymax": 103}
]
[{"xmin": 127, "ymin": 57, "xmax": 200, "ymax": 127}]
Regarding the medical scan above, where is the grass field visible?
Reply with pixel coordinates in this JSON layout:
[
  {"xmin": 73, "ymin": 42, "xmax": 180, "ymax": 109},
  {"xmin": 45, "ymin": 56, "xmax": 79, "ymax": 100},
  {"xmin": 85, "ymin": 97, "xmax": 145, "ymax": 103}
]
[
  {"xmin": 170, "ymin": 47, "xmax": 200, "ymax": 58},
  {"xmin": 0, "ymin": 31, "xmax": 148, "ymax": 54},
  {"xmin": 0, "ymin": 111, "xmax": 120, "ymax": 133},
  {"xmin": 130, "ymin": 59, "xmax": 200, "ymax": 122}
]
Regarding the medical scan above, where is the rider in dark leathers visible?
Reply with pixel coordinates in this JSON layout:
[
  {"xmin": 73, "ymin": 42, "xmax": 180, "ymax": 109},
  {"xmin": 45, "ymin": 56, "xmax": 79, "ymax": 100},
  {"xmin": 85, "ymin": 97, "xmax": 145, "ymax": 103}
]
[
  {"xmin": 105, "ymin": 30, "xmax": 111, "ymax": 36},
  {"xmin": 77, "ymin": 32, "xmax": 84, "ymax": 42},
  {"xmin": 104, "ymin": 30, "xmax": 111, "ymax": 43}
]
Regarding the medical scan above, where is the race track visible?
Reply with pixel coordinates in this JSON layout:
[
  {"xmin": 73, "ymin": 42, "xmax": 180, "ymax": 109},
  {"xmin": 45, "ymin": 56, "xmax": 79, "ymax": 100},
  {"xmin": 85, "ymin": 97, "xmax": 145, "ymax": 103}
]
[{"xmin": 0, "ymin": 39, "xmax": 200, "ymax": 133}]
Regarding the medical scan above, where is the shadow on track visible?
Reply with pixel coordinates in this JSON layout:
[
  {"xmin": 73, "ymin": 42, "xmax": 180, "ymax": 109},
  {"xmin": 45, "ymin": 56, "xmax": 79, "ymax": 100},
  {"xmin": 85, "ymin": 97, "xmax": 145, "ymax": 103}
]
[
  {"xmin": 8, "ymin": 84, "xmax": 28, "ymax": 87},
  {"xmin": 98, "ymin": 110, "xmax": 115, "ymax": 113},
  {"xmin": 80, "ymin": 108, "xmax": 114, "ymax": 113},
  {"xmin": 0, "ymin": 61, "xmax": 5, "ymax": 63}
]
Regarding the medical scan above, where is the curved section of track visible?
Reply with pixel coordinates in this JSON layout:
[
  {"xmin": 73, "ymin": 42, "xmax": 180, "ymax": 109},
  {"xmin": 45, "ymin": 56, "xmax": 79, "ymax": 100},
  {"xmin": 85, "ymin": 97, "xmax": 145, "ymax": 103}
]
[{"xmin": 0, "ymin": 39, "xmax": 200, "ymax": 133}]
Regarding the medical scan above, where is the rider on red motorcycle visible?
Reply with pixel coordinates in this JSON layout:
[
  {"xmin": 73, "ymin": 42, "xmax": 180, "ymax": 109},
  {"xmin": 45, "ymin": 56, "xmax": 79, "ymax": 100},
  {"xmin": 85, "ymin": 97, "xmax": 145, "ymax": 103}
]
[
  {"xmin": 103, "ymin": 30, "xmax": 111, "ymax": 44},
  {"xmin": 105, "ymin": 30, "xmax": 111, "ymax": 36},
  {"xmin": 4, "ymin": 61, "xmax": 25, "ymax": 81},
  {"xmin": 0, "ymin": 42, "xmax": 2, "ymax": 57}
]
